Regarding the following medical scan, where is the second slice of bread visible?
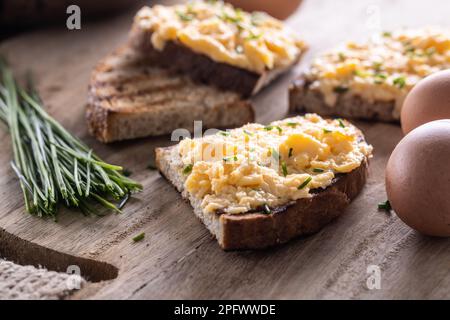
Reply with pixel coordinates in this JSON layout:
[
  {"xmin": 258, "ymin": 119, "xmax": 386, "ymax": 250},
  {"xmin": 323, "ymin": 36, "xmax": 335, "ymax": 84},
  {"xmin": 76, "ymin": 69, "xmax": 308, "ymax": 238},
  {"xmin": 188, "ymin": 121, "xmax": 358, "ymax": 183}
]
[
  {"xmin": 87, "ymin": 46, "xmax": 254, "ymax": 143},
  {"xmin": 156, "ymin": 143, "xmax": 369, "ymax": 250}
]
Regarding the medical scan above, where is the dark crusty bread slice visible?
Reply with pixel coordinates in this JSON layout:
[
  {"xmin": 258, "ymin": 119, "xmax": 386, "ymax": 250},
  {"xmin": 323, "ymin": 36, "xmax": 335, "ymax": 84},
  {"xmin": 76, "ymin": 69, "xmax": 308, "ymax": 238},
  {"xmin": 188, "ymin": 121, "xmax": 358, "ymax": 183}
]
[
  {"xmin": 289, "ymin": 76, "xmax": 398, "ymax": 122},
  {"xmin": 129, "ymin": 26, "xmax": 304, "ymax": 98},
  {"xmin": 155, "ymin": 144, "xmax": 369, "ymax": 250},
  {"xmin": 87, "ymin": 46, "xmax": 255, "ymax": 143}
]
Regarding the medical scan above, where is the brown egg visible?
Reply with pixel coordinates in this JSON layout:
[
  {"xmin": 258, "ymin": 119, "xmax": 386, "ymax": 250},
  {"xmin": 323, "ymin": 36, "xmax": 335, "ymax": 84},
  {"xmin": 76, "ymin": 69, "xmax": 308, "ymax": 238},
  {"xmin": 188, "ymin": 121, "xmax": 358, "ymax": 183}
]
[
  {"xmin": 226, "ymin": 0, "xmax": 302, "ymax": 20},
  {"xmin": 401, "ymin": 70, "xmax": 450, "ymax": 134},
  {"xmin": 386, "ymin": 120, "xmax": 450, "ymax": 237}
]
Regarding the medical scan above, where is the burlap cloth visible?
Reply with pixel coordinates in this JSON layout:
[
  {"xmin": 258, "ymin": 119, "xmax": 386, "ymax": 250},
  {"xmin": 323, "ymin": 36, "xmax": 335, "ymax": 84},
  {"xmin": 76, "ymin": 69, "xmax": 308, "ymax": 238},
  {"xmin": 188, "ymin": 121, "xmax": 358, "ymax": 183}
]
[{"xmin": 0, "ymin": 259, "xmax": 85, "ymax": 300}]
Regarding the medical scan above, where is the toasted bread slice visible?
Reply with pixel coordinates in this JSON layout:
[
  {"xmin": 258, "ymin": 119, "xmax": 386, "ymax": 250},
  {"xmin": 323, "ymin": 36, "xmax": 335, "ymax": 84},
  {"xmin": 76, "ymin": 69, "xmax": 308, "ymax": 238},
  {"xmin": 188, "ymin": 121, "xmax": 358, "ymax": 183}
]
[
  {"xmin": 289, "ymin": 77, "xmax": 397, "ymax": 122},
  {"xmin": 87, "ymin": 46, "xmax": 254, "ymax": 143},
  {"xmin": 129, "ymin": 3, "xmax": 306, "ymax": 98},
  {"xmin": 155, "ymin": 116, "xmax": 371, "ymax": 250},
  {"xmin": 289, "ymin": 28, "xmax": 450, "ymax": 122},
  {"xmin": 130, "ymin": 28, "xmax": 304, "ymax": 98}
]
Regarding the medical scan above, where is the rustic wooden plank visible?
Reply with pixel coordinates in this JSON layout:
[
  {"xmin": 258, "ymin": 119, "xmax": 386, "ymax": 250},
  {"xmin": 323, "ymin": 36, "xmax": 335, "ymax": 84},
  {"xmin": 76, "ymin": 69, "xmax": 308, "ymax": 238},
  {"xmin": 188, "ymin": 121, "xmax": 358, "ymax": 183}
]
[{"xmin": 0, "ymin": 0, "xmax": 449, "ymax": 300}]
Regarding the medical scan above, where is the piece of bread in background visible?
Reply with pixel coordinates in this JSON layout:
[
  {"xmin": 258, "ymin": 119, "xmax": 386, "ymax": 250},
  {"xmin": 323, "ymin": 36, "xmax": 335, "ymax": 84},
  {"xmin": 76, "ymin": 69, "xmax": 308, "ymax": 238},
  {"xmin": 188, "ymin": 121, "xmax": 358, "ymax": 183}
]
[
  {"xmin": 130, "ymin": 1, "xmax": 307, "ymax": 97},
  {"xmin": 87, "ymin": 45, "xmax": 254, "ymax": 143},
  {"xmin": 155, "ymin": 115, "xmax": 371, "ymax": 250},
  {"xmin": 226, "ymin": 0, "xmax": 302, "ymax": 20}
]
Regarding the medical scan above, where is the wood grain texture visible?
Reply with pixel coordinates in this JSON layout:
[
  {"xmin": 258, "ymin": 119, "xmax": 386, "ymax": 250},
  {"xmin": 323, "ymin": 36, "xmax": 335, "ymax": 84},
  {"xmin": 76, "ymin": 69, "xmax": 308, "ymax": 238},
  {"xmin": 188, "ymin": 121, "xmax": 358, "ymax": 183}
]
[{"xmin": 0, "ymin": 0, "xmax": 449, "ymax": 299}]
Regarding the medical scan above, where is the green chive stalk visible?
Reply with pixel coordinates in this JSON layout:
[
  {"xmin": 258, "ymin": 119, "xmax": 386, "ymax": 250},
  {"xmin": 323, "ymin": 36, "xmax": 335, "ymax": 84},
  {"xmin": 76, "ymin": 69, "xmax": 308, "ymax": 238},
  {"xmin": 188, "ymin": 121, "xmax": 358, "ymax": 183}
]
[{"xmin": 0, "ymin": 59, "xmax": 142, "ymax": 218}]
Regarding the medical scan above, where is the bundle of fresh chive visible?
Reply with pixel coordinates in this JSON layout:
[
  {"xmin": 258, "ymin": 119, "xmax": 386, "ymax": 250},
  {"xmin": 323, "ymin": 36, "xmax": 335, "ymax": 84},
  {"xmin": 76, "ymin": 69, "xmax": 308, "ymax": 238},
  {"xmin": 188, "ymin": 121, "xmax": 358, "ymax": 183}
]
[{"xmin": 0, "ymin": 59, "xmax": 142, "ymax": 218}]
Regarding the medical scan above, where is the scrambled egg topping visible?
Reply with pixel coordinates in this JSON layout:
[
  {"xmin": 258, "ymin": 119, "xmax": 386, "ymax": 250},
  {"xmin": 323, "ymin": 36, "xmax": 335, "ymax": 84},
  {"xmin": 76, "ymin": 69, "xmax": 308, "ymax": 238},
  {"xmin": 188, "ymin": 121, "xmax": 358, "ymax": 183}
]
[
  {"xmin": 135, "ymin": 0, "xmax": 306, "ymax": 73},
  {"xmin": 306, "ymin": 28, "xmax": 450, "ymax": 119},
  {"xmin": 178, "ymin": 114, "xmax": 373, "ymax": 215}
]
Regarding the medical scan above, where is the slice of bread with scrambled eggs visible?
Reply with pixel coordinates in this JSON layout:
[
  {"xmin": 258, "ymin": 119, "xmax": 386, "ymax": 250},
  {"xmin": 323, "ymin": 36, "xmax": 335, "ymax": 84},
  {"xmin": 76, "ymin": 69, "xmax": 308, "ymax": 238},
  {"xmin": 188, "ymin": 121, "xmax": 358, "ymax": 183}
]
[
  {"xmin": 290, "ymin": 29, "xmax": 450, "ymax": 122},
  {"xmin": 130, "ymin": 0, "xmax": 307, "ymax": 98},
  {"xmin": 155, "ymin": 114, "xmax": 372, "ymax": 250},
  {"xmin": 86, "ymin": 45, "xmax": 254, "ymax": 142}
]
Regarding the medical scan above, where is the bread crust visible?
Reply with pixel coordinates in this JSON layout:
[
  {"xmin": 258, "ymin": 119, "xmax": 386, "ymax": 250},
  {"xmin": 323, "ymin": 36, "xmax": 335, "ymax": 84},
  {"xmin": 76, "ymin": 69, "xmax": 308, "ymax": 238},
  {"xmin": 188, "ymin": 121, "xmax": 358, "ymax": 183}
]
[
  {"xmin": 129, "ymin": 26, "xmax": 304, "ymax": 98},
  {"xmin": 155, "ymin": 144, "xmax": 369, "ymax": 250},
  {"xmin": 289, "ymin": 75, "xmax": 398, "ymax": 122}
]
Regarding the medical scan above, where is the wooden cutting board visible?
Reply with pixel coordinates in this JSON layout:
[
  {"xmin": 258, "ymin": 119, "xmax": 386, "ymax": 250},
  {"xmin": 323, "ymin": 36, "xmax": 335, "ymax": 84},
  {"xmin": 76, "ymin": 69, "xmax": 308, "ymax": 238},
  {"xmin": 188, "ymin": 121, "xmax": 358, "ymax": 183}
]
[{"xmin": 0, "ymin": 0, "xmax": 449, "ymax": 299}]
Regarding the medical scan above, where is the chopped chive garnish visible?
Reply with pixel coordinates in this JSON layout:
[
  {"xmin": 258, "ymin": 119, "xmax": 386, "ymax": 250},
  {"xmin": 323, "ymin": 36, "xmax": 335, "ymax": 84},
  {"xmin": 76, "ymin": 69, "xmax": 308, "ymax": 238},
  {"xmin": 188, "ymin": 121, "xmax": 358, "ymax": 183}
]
[
  {"xmin": 382, "ymin": 31, "xmax": 392, "ymax": 37},
  {"xmin": 223, "ymin": 156, "xmax": 238, "ymax": 162},
  {"xmin": 393, "ymin": 76, "xmax": 406, "ymax": 89},
  {"xmin": 122, "ymin": 169, "xmax": 132, "ymax": 177},
  {"xmin": 243, "ymin": 129, "xmax": 253, "ymax": 136},
  {"xmin": 275, "ymin": 126, "xmax": 283, "ymax": 134},
  {"xmin": 263, "ymin": 204, "xmax": 271, "ymax": 214},
  {"xmin": 0, "ymin": 59, "xmax": 143, "ymax": 217},
  {"xmin": 221, "ymin": 13, "xmax": 242, "ymax": 24},
  {"xmin": 271, "ymin": 148, "xmax": 280, "ymax": 161},
  {"xmin": 373, "ymin": 62, "xmax": 383, "ymax": 71},
  {"xmin": 183, "ymin": 164, "xmax": 193, "ymax": 174},
  {"xmin": 333, "ymin": 86, "xmax": 349, "ymax": 94},
  {"xmin": 323, "ymin": 128, "xmax": 332, "ymax": 134},
  {"xmin": 264, "ymin": 125, "xmax": 273, "ymax": 131},
  {"xmin": 246, "ymin": 31, "xmax": 262, "ymax": 41},
  {"xmin": 288, "ymin": 148, "xmax": 293, "ymax": 158},
  {"xmin": 132, "ymin": 232, "xmax": 145, "ymax": 242},
  {"xmin": 338, "ymin": 119, "xmax": 345, "ymax": 128},
  {"xmin": 374, "ymin": 73, "xmax": 387, "ymax": 85},
  {"xmin": 374, "ymin": 73, "xmax": 387, "ymax": 79},
  {"xmin": 378, "ymin": 200, "xmax": 392, "ymax": 211},
  {"xmin": 298, "ymin": 176, "xmax": 312, "ymax": 190},
  {"xmin": 176, "ymin": 11, "xmax": 194, "ymax": 21},
  {"xmin": 287, "ymin": 122, "xmax": 298, "ymax": 127},
  {"xmin": 313, "ymin": 168, "xmax": 324, "ymax": 173},
  {"xmin": 218, "ymin": 130, "xmax": 230, "ymax": 136},
  {"xmin": 281, "ymin": 162, "xmax": 288, "ymax": 177}
]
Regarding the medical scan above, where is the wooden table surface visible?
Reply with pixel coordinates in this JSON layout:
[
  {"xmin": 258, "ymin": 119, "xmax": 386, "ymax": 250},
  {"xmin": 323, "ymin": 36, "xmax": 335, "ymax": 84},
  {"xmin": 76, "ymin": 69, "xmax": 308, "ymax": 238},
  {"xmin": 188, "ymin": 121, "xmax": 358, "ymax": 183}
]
[{"xmin": 0, "ymin": 0, "xmax": 449, "ymax": 299}]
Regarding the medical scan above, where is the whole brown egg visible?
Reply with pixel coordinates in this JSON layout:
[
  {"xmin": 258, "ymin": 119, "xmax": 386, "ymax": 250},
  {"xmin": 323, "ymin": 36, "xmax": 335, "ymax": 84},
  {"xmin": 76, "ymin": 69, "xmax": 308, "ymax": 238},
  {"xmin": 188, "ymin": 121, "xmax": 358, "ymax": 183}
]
[
  {"xmin": 401, "ymin": 70, "xmax": 450, "ymax": 134},
  {"xmin": 386, "ymin": 120, "xmax": 450, "ymax": 237}
]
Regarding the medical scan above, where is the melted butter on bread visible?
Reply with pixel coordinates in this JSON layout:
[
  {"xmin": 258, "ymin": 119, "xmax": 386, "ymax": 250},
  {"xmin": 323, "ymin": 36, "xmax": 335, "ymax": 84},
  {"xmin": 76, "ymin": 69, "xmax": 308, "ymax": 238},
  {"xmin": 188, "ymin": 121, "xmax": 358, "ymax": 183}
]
[
  {"xmin": 178, "ymin": 114, "xmax": 373, "ymax": 215},
  {"xmin": 135, "ymin": 0, "xmax": 306, "ymax": 73}
]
